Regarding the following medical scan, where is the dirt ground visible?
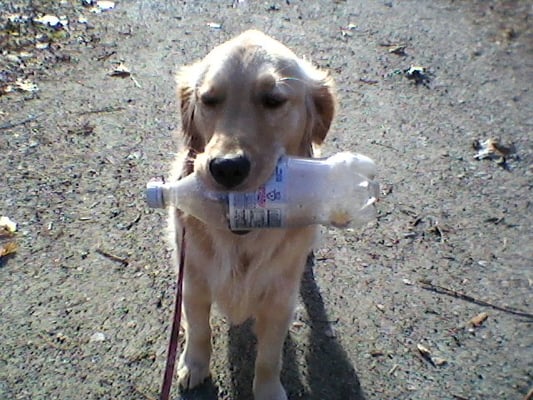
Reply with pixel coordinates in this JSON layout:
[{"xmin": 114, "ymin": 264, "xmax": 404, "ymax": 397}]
[{"xmin": 1, "ymin": 1, "xmax": 532, "ymax": 399}]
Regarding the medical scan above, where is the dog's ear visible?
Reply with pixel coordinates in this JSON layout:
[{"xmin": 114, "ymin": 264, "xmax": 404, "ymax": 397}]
[
  {"xmin": 301, "ymin": 61, "xmax": 336, "ymax": 152},
  {"xmin": 176, "ymin": 64, "xmax": 205, "ymax": 153},
  {"xmin": 310, "ymin": 76, "xmax": 336, "ymax": 146}
]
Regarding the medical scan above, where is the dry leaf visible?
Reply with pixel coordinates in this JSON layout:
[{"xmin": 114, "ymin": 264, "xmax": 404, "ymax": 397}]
[
  {"xmin": 86, "ymin": 0, "xmax": 115, "ymax": 13},
  {"xmin": 416, "ymin": 343, "xmax": 448, "ymax": 367},
  {"xmin": 0, "ymin": 216, "xmax": 17, "ymax": 235},
  {"xmin": 370, "ymin": 349, "xmax": 385, "ymax": 357},
  {"xmin": 388, "ymin": 44, "xmax": 407, "ymax": 55},
  {"xmin": 14, "ymin": 78, "xmax": 38, "ymax": 93},
  {"xmin": 110, "ymin": 63, "xmax": 131, "ymax": 77},
  {"xmin": 0, "ymin": 242, "xmax": 18, "ymax": 257},
  {"xmin": 404, "ymin": 65, "xmax": 431, "ymax": 86},
  {"xmin": 34, "ymin": 15, "xmax": 60, "ymax": 27},
  {"xmin": 417, "ymin": 343, "xmax": 439, "ymax": 367},
  {"xmin": 0, "ymin": 227, "xmax": 13, "ymax": 238},
  {"xmin": 433, "ymin": 357, "xmax": 448, "ymax": 366},
  {"xmin": 291, "ymin": 320, "xmax": 305, "ymax": 330},
  {"xmin": 469, "ymin": 312, "xmax": 489, "ymax": 327},
  {"xmin": 97, "ymin": 1, "xmax": 115, "ymax": 11},
  {"xmin": 7, "ymin": 13, "xmax": 30, "ymax": 24},
  {"xmin": 473, "ymin": 138, "xmax": 514, "ymax": 160},
  {"xmin": 417, "ymin": 343, "xmax": 431, "ymax": 357},
  {"xmin": 1, "ymin": 85, "xmax": 14, "ymax": 95}
]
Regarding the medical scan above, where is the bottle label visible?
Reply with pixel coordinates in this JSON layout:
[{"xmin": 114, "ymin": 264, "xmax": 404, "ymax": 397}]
[{"xmin": 228, "ymin": 159, "xmax": 288, "ymax": 230}]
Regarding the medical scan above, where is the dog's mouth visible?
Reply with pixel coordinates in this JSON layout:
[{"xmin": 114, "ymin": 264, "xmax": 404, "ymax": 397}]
[
  {"xmin": 193, "ymin": 149, "xmax": 286, "ymax": 234},
  {"xmin": 198, "ymin": 162, "xmax": 278, "ymax": 194},
  {"xmin": 230, "ymin": 229, "xmax": 251, "ymax": 235},
  {"xmin": 197, "ymin": 145, "xmax": 285, "ymax": 191}
]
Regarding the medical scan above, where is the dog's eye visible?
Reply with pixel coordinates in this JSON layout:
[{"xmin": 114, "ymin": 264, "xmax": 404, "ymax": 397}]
[
  {"xmin": 262, "ymin": 93, "xmax": 287, "ymax": 109},
  {"xmin": 200, "ymin": 93, "xmax": 221, "ymax": 107}
]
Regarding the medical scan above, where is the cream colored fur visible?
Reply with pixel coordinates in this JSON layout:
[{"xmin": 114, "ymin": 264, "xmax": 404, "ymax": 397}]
[{"xmin": 168, "ymin": 30, "xmax": 336, "ymax": 400}]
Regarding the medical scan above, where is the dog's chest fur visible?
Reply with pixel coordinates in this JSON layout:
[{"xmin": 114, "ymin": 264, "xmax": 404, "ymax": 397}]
[{"xmin": 181, "ymin": 216, "xmax": 317, "ymax": 324}]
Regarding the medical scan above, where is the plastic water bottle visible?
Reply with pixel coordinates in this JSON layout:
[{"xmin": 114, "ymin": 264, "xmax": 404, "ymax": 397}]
[{"xmin": 146, "ymin": 152, "xmax": 379, "ymax": 231}]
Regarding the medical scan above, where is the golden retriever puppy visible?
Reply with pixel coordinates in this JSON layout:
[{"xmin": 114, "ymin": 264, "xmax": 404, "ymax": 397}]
[{"xmin": 168, "ymin": 30, "xmax": 335, "ymax": 400}]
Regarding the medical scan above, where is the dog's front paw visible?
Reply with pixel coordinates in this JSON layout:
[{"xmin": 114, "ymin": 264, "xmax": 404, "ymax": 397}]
[
  {"xmin": 177, "ymin": 354, "xmax": 210, "ymax": 390},
  {"xmin": 253, "ymin": 379, "xmax": 288, "ymax": 400}
]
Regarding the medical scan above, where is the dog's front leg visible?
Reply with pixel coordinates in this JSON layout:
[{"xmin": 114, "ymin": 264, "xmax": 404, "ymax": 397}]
[
  {"xmin": 252, "ymin": 295, "xmax": 295, "ymax": 400},
  {"xmin": 177, "ymin": 269, "xmax": 212, "ymax": 390}
]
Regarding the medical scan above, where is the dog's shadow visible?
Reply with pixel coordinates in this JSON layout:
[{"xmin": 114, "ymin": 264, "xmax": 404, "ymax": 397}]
[
  {"xmin": 178, "ymin": 254, "xmax": 365, "ymax": 400},
  {"xmin": 227, "ymin": 254, "xmax": 365, "ymax": 400}
]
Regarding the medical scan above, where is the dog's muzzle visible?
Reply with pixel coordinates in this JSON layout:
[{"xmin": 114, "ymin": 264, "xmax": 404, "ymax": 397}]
[{"xmin": 209, "ymin": 155, "xmax": 251, "ymax": 189}]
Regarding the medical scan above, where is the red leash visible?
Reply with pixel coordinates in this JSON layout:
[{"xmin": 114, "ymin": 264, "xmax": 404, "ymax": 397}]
[{"xmin": 160, "ymin": 227, "xmax": 186, "ymax": 400}]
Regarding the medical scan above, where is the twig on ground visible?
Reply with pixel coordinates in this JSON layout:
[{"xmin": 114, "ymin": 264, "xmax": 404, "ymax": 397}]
[
  {"xmin": 369, "ymin": 139, "xmax": 400, "ymax": 152},
  {"xmin": 124, "ymin": 213, "xmax": 142, "ymax": 231},
  {"xmin": 359, "ymin": 78, "xmax": 379, "ymax": 85},
  {"xmin": 418, "ymin": 280, "xmax": 533, "ymax": 319},
  {"xmin": 0, "ymin": 113, "xmax": 43, "ymax": 130},
  {"xmin": 76, "ymin": 106, "xmax": 125, "ymax": 115},
  {"xmin": 95, "ymin": 248, "xmax": 129, "ymax": 266},
  {"xmin": 452, "ymin": 394, "xmax": 470, "ymax": 400},
  {"xmin": 97, "ymin": 50, "xmax": 117, "ymax": 61}
]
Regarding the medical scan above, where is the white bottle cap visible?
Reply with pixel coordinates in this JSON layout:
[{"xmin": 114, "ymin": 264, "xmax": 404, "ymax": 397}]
[{"xmin": 146, "ymin": 180, "xmax": 165, "ymax": 208}]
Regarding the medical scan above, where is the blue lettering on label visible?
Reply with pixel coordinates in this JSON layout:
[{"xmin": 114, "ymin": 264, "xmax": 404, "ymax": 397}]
[
  {"xmin": 266, "ymin": 189, "xmax": 281, "ymax": 201},
  {"xmin": 275, "ymin": 165, "xmax": 283, "ymax": 182}
]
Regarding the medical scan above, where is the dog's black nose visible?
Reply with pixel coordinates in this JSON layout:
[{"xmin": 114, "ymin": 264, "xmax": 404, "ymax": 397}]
[{"xmin": 209, "ymin": 155, "xmax": 251, "ymax": 189}]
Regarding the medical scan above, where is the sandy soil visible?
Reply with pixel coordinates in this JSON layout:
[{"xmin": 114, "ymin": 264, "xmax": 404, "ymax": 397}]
[{"xmin": 1, "ymin": 1, "xmax": 531, "ymax": 399}]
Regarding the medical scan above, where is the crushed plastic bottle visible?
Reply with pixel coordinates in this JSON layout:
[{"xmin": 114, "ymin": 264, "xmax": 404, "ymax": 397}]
[{"xmin": 146, "ymin": 152, "xmax": 379, "ymax": 231}]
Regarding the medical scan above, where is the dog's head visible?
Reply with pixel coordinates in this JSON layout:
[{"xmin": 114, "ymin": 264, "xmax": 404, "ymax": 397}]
[{"xmin": 177, "ymin": 30, "xmax": 336, "ymax": 191}]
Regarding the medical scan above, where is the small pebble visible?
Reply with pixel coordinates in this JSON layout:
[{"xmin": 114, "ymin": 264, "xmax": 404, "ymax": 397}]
[{"xmin": 90, "ymin": 332, "xmax": 106, "ymax": 342}]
